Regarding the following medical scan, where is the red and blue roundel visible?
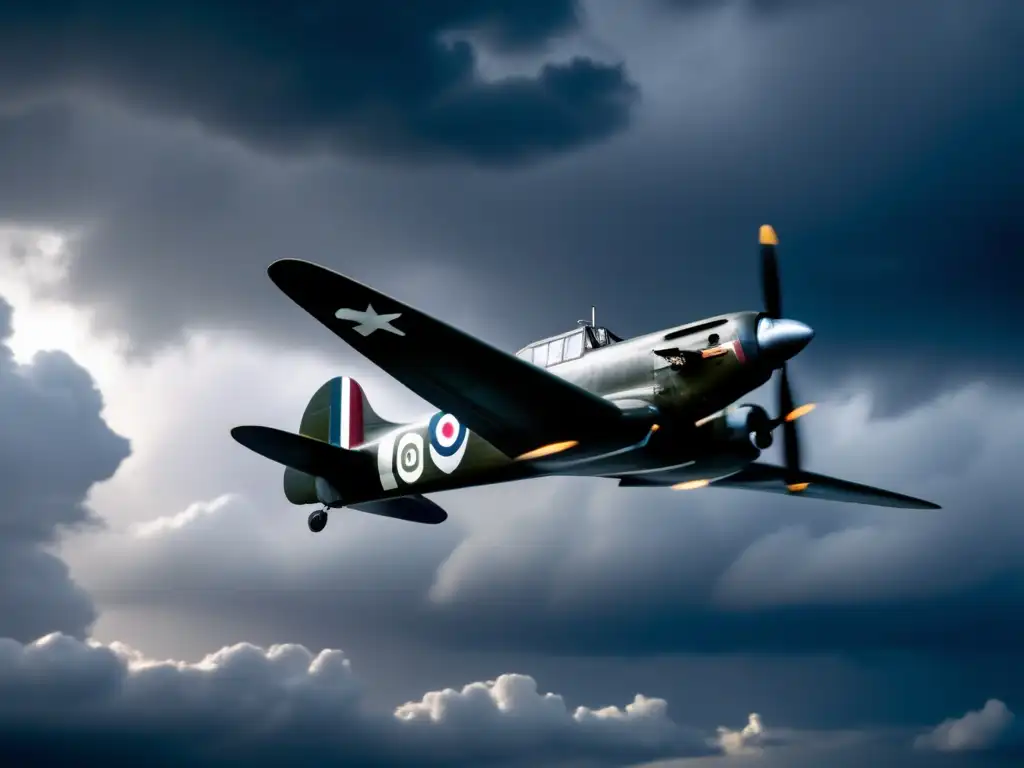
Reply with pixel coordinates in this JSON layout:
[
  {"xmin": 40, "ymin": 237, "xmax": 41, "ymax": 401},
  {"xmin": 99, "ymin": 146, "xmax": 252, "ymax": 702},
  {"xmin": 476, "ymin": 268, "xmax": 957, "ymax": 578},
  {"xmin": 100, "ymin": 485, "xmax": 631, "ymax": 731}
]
[{"xmin": 428, "ymin": 412, "xmax": 468, "ymax": 473}]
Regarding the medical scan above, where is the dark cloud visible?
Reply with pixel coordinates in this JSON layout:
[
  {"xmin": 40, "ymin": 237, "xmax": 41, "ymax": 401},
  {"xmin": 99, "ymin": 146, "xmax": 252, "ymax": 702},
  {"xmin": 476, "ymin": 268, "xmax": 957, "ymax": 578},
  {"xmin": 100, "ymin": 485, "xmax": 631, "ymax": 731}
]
[
  {"xmin": 0, "ymin": 296, "xmax": 130, "ymax": 641},
  {"xmin": 0, "ymin": 632, "xmax": 719, "ymax": 767},
  {"xmin": 0, "ymin": 0, "xmax": 1013, "ymax": 419},
  {"xmin": 0, "ymin": 1, "xmax": 635, "ymax": 167}
]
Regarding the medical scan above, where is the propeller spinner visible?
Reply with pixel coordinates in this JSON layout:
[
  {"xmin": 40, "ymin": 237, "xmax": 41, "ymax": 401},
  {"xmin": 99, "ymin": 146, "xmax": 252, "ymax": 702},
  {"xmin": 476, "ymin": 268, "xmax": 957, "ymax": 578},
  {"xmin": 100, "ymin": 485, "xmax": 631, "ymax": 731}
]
[{"xmin": 757, "ymin": 225, "xmax": 816, "ymax": 492}]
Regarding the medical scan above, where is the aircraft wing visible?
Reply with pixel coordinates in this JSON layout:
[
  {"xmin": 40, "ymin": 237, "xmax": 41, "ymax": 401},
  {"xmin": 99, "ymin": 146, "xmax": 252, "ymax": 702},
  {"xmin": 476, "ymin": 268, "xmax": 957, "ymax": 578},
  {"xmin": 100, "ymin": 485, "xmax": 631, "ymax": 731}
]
[
  {"xmin": 267, "ymin": 259, "xmax": 630, "ymax": 459},
  {"xmin": 620, "ymin": 461, "xmax": 940, "ymax": 510}
]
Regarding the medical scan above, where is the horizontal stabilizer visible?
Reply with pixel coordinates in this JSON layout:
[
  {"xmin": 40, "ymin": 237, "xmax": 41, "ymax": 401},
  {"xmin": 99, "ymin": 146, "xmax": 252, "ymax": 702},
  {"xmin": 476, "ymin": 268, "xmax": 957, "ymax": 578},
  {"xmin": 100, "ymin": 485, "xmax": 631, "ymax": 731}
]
[
  {"xmin": 231, "ymin": 425, "xmax": 374, "ymax": 479},
  {"xmin": 620, "ymin": 462, "xmax": 939, "ymax": 510},
  {"xmin": 350, "ymin": 496, "xmax": 447, "ymax": 525}
]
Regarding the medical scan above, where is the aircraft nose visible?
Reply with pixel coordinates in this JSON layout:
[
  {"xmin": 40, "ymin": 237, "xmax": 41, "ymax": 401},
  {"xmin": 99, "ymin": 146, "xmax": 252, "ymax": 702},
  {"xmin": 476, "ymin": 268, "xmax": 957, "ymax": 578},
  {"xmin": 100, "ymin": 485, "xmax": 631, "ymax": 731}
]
[{"xmin": 756, "ymin": 317, "xmax": 814, "ymax": 367}]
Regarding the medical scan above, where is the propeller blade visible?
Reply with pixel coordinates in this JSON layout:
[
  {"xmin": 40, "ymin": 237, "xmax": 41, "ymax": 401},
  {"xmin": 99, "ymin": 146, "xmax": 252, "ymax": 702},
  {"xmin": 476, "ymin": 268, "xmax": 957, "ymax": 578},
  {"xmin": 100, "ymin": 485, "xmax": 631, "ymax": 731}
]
[
  {"xmin": 759, "ymin": 226, "xmax": 808, "ymax": 492},
  {"xmin": 778, "ymin": 366, "xmax": 804, "ymax": 490},
  {"xmin": 759, "ymin": 225, "xmax": 782, "ymax": 319}
]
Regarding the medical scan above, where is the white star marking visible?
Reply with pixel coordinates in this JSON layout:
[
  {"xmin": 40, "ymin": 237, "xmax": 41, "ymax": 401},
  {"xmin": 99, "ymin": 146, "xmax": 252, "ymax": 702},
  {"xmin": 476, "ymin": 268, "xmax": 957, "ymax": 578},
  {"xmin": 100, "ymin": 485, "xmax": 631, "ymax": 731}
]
[{"xmin": 334, "ymin": 304, "xmax": 405, "ymax": 337}]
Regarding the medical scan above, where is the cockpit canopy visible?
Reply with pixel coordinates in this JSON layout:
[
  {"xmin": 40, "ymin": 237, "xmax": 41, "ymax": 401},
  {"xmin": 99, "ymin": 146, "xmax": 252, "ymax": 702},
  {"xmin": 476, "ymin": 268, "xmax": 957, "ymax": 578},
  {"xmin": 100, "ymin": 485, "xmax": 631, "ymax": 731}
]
[{"xmin": 515, "ymin": 325, "xmax": 623, "ymax": 368}]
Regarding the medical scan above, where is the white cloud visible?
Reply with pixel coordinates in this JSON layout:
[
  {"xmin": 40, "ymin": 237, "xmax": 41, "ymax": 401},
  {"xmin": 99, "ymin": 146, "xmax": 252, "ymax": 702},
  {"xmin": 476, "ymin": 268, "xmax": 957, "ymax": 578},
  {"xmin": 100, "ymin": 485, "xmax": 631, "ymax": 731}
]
[
  {"xmin": 914, "ymin": 699, "xmax": 1015, "ymax": 753},
  {"xmin": 716, "ymin": 713, "xmax": 765, "ymax": 756},
  {"xmin": 0, "ymin": 631, "xmax": 717, "ymax": 767},
  {"xmin": 131, "ymin": 494, "xmax": 239, "ymax": 537}
]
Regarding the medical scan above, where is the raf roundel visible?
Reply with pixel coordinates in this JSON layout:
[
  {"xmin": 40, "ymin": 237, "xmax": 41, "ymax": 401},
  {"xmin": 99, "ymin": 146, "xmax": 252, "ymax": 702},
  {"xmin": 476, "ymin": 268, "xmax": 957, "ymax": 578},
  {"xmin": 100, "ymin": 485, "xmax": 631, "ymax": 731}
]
[
  {"xmin": 395, "ymin": 432, "xmax": 425, "ymax": 485},
  {"xmin": 428, "ymin": 412, "xmax": 469, "ymax": 474}
]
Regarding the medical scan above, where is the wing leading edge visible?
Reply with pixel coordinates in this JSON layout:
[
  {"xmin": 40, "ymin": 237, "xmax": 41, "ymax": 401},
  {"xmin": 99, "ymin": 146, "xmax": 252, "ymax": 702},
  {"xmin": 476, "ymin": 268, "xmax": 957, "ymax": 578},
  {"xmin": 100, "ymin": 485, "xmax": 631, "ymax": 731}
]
[
  {"xmin": 267, "ymin": 259, "xmax": 634, "ymax": 459},
  {"xmin": 620, "ymin": 461, "xmax": 940, "ymax": 510}
]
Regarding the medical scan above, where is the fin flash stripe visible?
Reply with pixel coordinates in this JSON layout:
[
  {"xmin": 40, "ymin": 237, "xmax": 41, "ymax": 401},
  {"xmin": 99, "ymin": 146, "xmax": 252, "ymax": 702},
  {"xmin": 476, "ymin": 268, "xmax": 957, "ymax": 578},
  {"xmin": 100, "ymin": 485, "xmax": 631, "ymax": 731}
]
[{"xmin": 330, "ymin": 376, "xmax": 365, "ymax": 449}]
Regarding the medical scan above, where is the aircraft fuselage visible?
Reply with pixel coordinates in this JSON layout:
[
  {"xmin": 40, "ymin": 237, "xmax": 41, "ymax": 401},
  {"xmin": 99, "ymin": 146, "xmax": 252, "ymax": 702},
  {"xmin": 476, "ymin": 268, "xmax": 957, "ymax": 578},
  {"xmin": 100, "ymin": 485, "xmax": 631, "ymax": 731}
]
[{"xmin": 297, "ymin": 311, "xmax": 781, "ymax": 508}]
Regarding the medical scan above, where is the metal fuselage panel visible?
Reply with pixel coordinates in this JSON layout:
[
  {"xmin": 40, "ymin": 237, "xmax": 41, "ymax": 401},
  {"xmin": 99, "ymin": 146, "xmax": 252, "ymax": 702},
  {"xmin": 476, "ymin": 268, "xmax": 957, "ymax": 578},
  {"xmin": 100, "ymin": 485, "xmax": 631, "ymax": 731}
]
[
  {"xmin": 554, "ymin": 312, "xmax": 769, "ymax": 419},
  {"xmin": 326, "ymin": 311, "xmax": 773, "ymax": 505}
]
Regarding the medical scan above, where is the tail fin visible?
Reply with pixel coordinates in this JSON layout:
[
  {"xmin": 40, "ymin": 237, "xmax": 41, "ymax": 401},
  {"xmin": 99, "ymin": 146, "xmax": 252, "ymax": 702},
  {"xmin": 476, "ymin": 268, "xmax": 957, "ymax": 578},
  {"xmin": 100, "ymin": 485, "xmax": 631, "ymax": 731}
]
[
  {"xmin": 299, "ymin": 375, "xmax": 397, "ymax": 448},
  {"xmin": 284, "ymin": 376, "xmax": 398, "ymax": 504}
]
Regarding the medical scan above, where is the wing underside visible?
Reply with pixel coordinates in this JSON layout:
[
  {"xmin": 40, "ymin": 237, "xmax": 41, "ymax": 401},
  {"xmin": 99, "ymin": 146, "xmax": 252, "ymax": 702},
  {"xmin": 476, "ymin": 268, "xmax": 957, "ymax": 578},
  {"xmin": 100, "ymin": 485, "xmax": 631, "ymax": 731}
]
[
  {"xmin": 619, "ymin": 461, "xmax": 940, "ymax": 510},
  {"xmin": 267, "ymin": 259, "xmax": 634, "ymax": 459}
]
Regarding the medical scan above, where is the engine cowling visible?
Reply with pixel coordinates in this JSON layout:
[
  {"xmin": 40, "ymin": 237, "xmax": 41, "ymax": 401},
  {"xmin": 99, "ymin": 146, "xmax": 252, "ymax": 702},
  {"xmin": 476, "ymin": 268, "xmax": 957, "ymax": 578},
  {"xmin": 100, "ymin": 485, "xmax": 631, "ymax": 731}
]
[{"xmin": 706, "ymin": 404, "xmax": 774, "ymax": 451}]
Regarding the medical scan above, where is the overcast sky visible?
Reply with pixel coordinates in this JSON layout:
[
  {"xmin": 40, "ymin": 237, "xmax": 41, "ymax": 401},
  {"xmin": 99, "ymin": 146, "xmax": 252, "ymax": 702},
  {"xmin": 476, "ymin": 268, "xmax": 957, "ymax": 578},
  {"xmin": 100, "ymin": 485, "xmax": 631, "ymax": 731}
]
[{"xmin": 1, "ymin": 1, "xmax": 1022, "ymax": 765}]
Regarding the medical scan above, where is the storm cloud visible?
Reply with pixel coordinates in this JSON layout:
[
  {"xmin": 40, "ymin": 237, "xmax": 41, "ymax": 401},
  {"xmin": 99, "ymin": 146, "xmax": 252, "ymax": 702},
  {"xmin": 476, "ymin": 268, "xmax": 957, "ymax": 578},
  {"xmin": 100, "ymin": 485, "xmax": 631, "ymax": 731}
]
[
  {"xmin": 0, "ymin": 1, "xmax": 635, "ymax": 166},
  {"xmin": 0, "ymin": 0, "xmax": 1014, "ymax": 421},
  {"xmin": 0, "ymin": 296, "xmax": 129, "ymax": 641}
]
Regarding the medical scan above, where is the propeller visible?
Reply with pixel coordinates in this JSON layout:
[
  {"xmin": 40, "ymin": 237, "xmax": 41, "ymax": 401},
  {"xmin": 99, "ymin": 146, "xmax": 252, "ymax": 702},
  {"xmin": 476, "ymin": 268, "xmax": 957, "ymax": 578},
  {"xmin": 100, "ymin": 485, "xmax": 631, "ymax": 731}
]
[{"xmin": 759, "ymin": 225, "xmax": 815, "ymax": 492}]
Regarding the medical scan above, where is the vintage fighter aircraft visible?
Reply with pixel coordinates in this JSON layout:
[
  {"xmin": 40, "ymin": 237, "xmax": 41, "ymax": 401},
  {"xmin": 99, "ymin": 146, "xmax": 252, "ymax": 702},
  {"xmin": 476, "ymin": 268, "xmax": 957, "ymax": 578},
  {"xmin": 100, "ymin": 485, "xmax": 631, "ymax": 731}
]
[{"xmin": 232, "ymin": 225, "xmax": 940, "ymax": 532}]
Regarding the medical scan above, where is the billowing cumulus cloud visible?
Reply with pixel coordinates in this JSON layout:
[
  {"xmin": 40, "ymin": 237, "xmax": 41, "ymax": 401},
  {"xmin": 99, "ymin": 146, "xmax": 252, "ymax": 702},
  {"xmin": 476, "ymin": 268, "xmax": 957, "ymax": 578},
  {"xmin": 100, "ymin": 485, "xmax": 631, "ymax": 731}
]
[
  {"xmin": 1, "ymin": 633, "xmax": 1009, "ymax": 768},
  {"xmin": 0, "ymin": 295, "xmax": 129, "ymax": 641},
  {"xmin": 716, "ymin": 713, "xmax": 766, "ymax": 756},
  {"xmin": 915, "ymin": 700, "xmax": 1016, "ymax": 754},
  {"xmin": 0, "ymin": 632, "xmax": 718, "ymax": 767},
  {"xmin": 0, "ymin": 1, "xmax": 636, "ymax": 167}
]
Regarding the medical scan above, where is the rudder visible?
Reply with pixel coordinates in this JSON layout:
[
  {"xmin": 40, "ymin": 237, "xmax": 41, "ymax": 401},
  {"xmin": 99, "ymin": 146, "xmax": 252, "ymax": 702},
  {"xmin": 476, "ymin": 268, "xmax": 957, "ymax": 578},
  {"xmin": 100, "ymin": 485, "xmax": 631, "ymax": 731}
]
[{"xmin": 285, "ymin": 376, "xmax": 398, "ymax": 505}]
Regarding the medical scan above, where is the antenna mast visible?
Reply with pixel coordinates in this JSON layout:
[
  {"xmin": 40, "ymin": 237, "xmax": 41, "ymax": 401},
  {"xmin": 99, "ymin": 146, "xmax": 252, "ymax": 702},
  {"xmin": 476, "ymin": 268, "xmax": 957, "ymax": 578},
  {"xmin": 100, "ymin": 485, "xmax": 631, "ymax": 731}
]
[{"xmin": 578, "ymin": 305, "xmax": 597, "ymax": 328}]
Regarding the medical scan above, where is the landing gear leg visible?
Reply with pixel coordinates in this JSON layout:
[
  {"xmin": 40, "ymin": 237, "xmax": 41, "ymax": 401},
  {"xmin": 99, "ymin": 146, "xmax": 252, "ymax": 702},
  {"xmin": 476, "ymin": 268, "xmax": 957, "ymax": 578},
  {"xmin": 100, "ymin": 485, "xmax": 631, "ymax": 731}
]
[{"xmin": 308, "ymin": 508, "xmax": 328, "ymax": 533}]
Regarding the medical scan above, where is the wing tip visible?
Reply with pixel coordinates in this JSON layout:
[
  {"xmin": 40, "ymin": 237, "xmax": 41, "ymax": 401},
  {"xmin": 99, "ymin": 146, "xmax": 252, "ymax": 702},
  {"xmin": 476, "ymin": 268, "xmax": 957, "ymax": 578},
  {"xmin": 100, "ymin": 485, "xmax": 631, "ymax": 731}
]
[
  {"xmin": 267, "ymin": 258, "xmax": 321, "ymax": 283},
  {"xmin": 230, "ymin": 424, "xmax": 261, "ymax": 444},
  {"xmin": 267, "ymin": 259, "xmax": 366, "ymax": 301},
  {"xmin": 890, "ymin": 491, "xmax": 941, "ymax": 510}
]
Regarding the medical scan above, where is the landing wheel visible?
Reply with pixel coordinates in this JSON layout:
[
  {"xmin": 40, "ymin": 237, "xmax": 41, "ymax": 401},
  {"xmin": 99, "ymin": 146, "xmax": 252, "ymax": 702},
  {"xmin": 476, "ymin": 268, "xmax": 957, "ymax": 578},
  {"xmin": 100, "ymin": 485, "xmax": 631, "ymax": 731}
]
[
  {"xmin": 308, "ymin": 509, "xmax": 328, "ymax": 533},
  {"xmin": 753, "ymin": 430, "xmax": 773, "ymax": 450}
]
